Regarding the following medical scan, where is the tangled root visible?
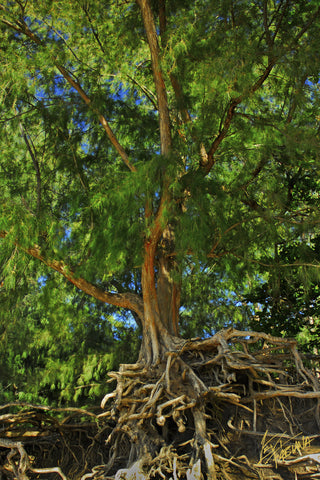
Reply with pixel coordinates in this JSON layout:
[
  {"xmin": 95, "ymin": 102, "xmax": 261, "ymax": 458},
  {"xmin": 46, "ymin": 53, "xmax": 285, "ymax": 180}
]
[{"xmin": 1, "ymin": 329, "xmax": 320, "ymax": 480}]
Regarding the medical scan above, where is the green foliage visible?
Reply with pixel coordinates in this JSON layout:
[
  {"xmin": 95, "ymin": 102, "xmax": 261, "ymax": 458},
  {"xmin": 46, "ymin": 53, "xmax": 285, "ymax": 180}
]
[
  {"xmin": 0, "ymin": 271, "xmax": 140, "ymax": 405},
  {"xmin": 0, "ymin": 0, "xmax": 320, "ymax": 402},
  {"xmin": 247, "ymin": 235, "xmax": 320, "ymax": 353},
  {"xmin": 180, "ymin": 262, "xmax": 253, "ymax": 338}
]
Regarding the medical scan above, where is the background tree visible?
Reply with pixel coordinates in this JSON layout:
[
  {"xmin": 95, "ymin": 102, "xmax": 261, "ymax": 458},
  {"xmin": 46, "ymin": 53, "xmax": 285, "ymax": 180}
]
[
  {"xmin": 248, "ymin": 234, "xmax": 320, "ymax": 353},
  {"xmin": 0, "ymin": 270, "xmax": 140, "ymax": 404}
]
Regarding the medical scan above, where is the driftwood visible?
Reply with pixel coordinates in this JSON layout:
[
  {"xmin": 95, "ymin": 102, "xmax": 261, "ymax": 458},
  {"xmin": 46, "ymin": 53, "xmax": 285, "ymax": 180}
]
[{"xmin": 1, "ymin": 329, "xmax": 320, "ymax": 480}]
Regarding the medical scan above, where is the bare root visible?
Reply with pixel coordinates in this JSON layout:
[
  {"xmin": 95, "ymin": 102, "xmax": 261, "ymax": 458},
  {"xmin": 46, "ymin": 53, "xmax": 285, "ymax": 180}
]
[
  {"xmin": 96, "ymin": 328, "xmax": 320, "ymax": 479},
  {"xmin": 1, "ymin": 329, "xmax": 320, "ymax": 480}
]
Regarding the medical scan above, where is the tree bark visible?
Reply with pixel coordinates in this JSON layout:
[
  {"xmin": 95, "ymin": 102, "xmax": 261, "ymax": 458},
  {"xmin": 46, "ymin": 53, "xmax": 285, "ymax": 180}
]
[
  {"xmin": 139, "ymin": 229, "xmax": 181, "ymax": 364},
  {"xmin": 137, "ymin": 0, "xmax": 172, "ymax": 156},
  {"xmin": 140, "ymin": 241, "xmax": 162, "ymax": 364},
  {"xmin": 135, "ymin": 0, "xmax": 181, "ymax": 364},
  {"xmin": 157, "ymin": 225, "xmax": 180, "ymax": 336},
  {"xmin": 157, "ymin": 255, "xmax": 180, "ymax": 336}
]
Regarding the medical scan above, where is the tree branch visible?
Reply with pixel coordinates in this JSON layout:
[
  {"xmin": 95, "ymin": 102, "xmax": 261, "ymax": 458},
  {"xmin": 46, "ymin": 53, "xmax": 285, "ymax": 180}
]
[
  {"xmin": 0, "ymin": 15, "xmax": 136, "ymax": 173},
  {"xmin": 293, "ymin": 5, "xmax": 320, "ymax": 45},
  {"xmin": 262, "ymin": 0, "xmax": 272, "ymax": 49},
  {"xmin": 0, "ymin": 231, "xmax": 144, "ymax": 320},
  {"xmin": 286, "ymin": 74, "xmax": 309, "ymax": 124},
  {"xmin": 17, "ymin": 118, "xmax": 42, "ymax": 215},
  {"xmin": 80, "ymin": 2, "xmax": 105, "ymax": 54},
  {"xmin": 202, "ymin": 2, "xmax": 319, "ymax": 176},
  {"xmin": 55, "ymin": 65, "xmax": 136, "ymax": 172},
  {"xmin": 229, "ymin": 250, "xmax": 320, "ymax": 270},
  {"xmin": 271, "ymin": 0, "xmax": 290, "ymax": 44},
  {"xmin": 125, "ymin": 74, "xmax": 158, "ymax": 110},
  {"xmin": 137, "ymin": 0, "xmax": 172, "ymax": 155},
  {"xmin": 203, "ymin": 60, "xmax": 276, "ymax": 175}
]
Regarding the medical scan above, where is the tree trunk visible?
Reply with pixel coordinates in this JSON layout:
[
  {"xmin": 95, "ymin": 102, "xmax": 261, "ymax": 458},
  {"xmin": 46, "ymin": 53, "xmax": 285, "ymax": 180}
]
[
  {"xmin": 157, "ymin": 223, "xmax": 180, "ymax": 336},
  {"xmin": 139, "ymin": 229, "xmax": 181, "ymax": 365},
  {"xmin": 140, "ymin": 241, "xmax": 161, "ymax": 364},
  {"xmin": 157, "ymin": 253, "xmax": 180, "ymax": 336}
]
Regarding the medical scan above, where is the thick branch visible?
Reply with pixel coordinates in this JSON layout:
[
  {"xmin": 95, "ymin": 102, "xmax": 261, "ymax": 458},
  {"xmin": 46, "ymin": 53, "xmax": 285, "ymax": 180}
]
[
  {"xmin": 137, "ymin": 0, "xmax": 172, "ymax": 155},
  {"xmin": 0, "ymin": 231, "xmax": 144, "ymax": 320},
  {"xmin": 28, "ymin": 247, "xmax": 144, "ymax": 319},
  {"xmin": 56, "ymin": 65, "xmax": 135, "ymax": 172}
]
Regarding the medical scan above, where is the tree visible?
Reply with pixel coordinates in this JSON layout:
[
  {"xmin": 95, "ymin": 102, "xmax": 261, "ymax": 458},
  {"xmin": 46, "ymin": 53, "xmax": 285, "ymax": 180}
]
[
  {"xmin": 1, "ymin": 1, "xmax": 320, "ymax": 478},
  {"xmin": 248, "ymin": 234, "xmax": 320, "ymax": 353}
]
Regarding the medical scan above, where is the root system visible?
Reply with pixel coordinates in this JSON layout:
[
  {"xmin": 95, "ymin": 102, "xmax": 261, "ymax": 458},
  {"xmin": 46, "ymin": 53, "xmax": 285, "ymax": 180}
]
[{"xmin": 1, "ymin": 329, "xmax": 320, "ymax": 480}]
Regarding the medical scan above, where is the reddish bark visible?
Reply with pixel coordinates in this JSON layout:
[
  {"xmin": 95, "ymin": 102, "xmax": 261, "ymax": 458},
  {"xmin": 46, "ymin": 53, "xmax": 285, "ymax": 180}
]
[
  {"xmin": 0, "ymin": 231, "xmax": 144, "ymax": 321},
  {"xmin": 140, "ymin": 241, "xmax": 161, "ymax": 363},
  {"xmin": 139, "ymin": 241, "xmax": 181, "ymax": 363},
  {"xmin": 137, "ymin": 0, "xmax": 172, "ymax": 156}
]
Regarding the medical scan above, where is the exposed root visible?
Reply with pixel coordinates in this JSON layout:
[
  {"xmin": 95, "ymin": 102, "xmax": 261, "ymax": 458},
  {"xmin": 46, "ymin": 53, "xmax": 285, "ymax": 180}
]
[
  {"xmin": 1, "ymin": 329, "xmax": 320, "ymax": 480},
  {"xmin": 114, "ymin": 457, "xmax": 150, "ymax": 480},
  {"xmin": 95, "ymin": 328, "xmax": 320, "ymax": 479},
  {"xmin": 0, "ymin": 405, "xmax": 107, "ymax": 480},
  {"xmin": 0, "ymin": 438, "xmax": 68, "ymax": 480}
]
